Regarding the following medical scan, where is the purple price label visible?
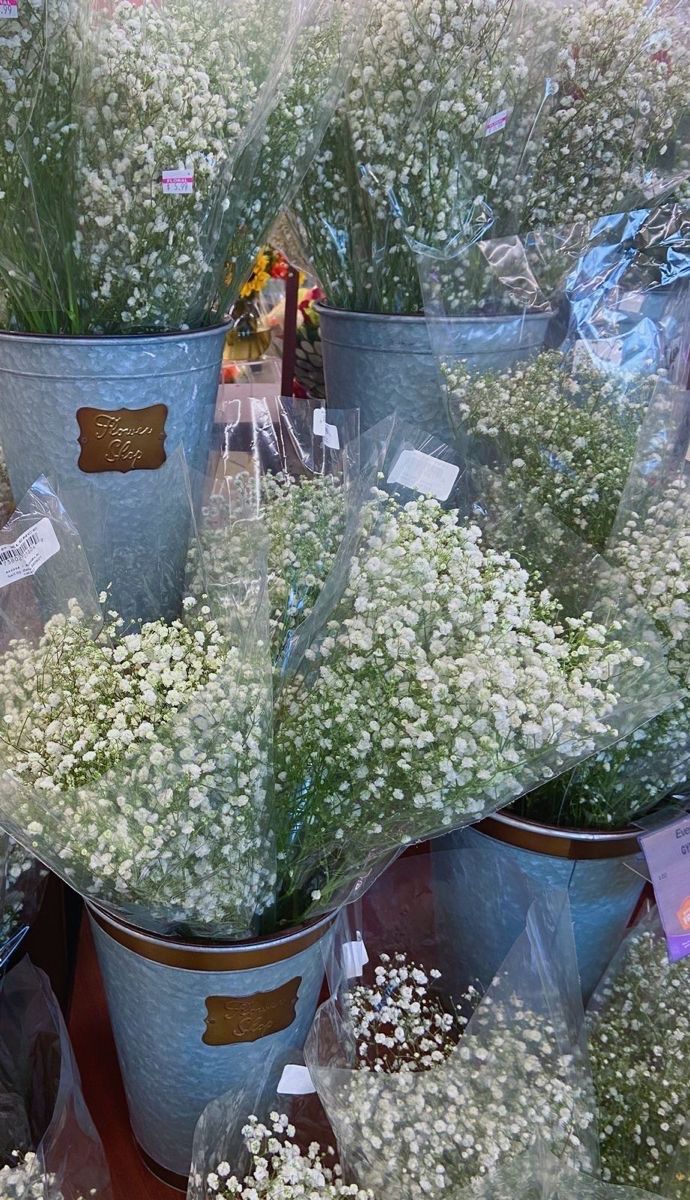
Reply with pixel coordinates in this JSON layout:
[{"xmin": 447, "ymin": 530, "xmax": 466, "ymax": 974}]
[{"xmin": 640, "ymin": 815, "xmax": 690, "ymax": 962}]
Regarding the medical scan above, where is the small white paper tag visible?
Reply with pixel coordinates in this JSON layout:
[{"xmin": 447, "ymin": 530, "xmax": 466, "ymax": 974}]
[
  {"xmin": 324, "ymin": 422, "xmax": 340, "ymax": 450},
  {"xmin": 685, "ymin": 439, "xmax": 690, "ymax": 464},
  {"xmin": 484, "ymin": 108, "xmax": 511, "ymax": 136},
  {"xmin": 276, "ymin": 1064, "xmax": 316, "ymax": 1095},
  {"xmin": 387, "ymin": 449, "xmax": 460, "ymax": 502},
  {"xmin": 544, "ymin": 76, "xmax": 559, "ymax": 98},
  {"xmin": 312, "ymin": 407, "xmax": 326, "ymax": 436},
  {"xmin": 0, "ymin": 518, "xmax": 60, "ymax": 589},
  {"xmin": 342, "ymin": 934, "xmax": 369, "ymax": 979},
  {"xmin": 161, "ymin": 169, "xmax": 194, "ymax": 195}
]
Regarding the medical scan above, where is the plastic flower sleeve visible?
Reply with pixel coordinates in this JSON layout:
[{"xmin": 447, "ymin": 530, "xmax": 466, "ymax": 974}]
[
  {"xmin": 0, "ymin": 474, "xmax": 275, "ymax": 940},
  {"xmin": 0, "ymin": 957, "xmax": 112, "ymax": 1200},
  {"xmin": 0, "ymin": 836, "xmax": 47, "ymax": 971},
  {"xmin": 210, "ymin": 396, "xmax": 358, "ymax": 666},
  {"xmin": 586, "ymin": 910, "xmax": 690, "ymax": 1198},
  {"xmin": 518, "ymin": 385, "xmax": 690, "ymax": 829},
  {"xmin": 459, "ymin": 1145, "xmax": 667, "ymax": 1200},
  {"xmin": 295, "ymin": 0, "xmax": 690, "ymax": 316},
  {"xmin": 305, "ymin": 856, "xmax": 598, "ymax": 1198},
  {"xmin": 0, "ymin": 0, "xmax": 366, "ymax": 334},
  {"xmin": 271, "ymin": 414, "xmax": 677, "ymax": 925}
]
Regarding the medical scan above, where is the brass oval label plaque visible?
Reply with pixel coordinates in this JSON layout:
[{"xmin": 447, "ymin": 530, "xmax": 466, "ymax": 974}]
[
  {"xmin": 76, "ymin": 404, "xmax": 168, "ymax": 474},
  {"xmin": 203, "ymin": 976, "xmax": 300, "ymax": 1045}
]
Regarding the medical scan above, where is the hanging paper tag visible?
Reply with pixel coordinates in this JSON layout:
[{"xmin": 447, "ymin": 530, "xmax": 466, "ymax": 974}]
[
  {"xmin": 342, "ymin": 934, "xmax": 369, "ymax": 979},
  {"xmin": 161, "ymin": 169, "xmax": 194, "ymax": 195},
  {"xmin": 484, "ymin": 108, "xmax": 511, "ymax": 137},
  {"xmin": 0, "ymin": 519, "xmax": 60, "ymax": 589},
  {"xmin": 313, "ymin": 407, "xmax": 340, "ymax": 450},
  {"xmin": 276, "ymin": 1064, "xmax": 316, "ymax": 1095},
  {"xmin": 313, "ymin": 407, "xmax": 326, "ymax": 436},
  {"xmin": 388, "ymin": 449, "xmax": 459, "ymax": 501},
  {"xmin": 0, "ymin": 1, "xmax": 18, "ymax": 17},
  {"xmin": 640, "ymin": 816, "xmax": 690, "ymax": 961}
]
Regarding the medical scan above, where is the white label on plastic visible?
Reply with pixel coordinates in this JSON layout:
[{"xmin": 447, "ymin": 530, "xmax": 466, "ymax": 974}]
[
  {"xmin": 484, "ymin": 108, "xmax": 511, "ymax": 136},
  {"xmin": 0, "ymin": 519, "xmax": 60, "ymax": 588},
  {"xmin": 342, "ymin": 935, "xmax": 369, "ymax": 979},
  {"xmin": 313, "ymin": 407, "xmax": 326, "ymax": 436},
  {"xmin": 324, "ymin": 422, "xmax": 340, "ymax": 450},
  {"xmin": 0, "ymin": 1, "xmax": 18, "ymax": 16},
  {"xmin": 161, "ymin": 169, "xmax": 194, "ymax": 195},
  {"xmin": 387, "ymin": 449, "xmax": 460, "ymax": 502},
  {"xmin": 685, "ymin": 439, "xmax": 690, "ymax": 464},
  {"xmin": 277, "ymin": 1064, "xmax": 316, "ymax": 1095}
]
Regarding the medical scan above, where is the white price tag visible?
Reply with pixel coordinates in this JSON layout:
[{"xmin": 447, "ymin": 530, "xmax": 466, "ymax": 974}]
[
  {"xmin": 276, "ymin": 1064, "xmax": 316, "ymax": 1095},
  {"xmin": 484, "ymin": 108, "xmax": 511, "ymax": 137},
  {"xmin": 387, "ymin": 449, "xmax": 459, "ymax": 502},
  {"xmin": 312, "ymin": 407, "xmax": 326, "ymax": 436},
  {"xmin": 0, "ymin": 1, "xmax": 18, "ymax": 16},
  {"xmin": 313, "ymin": 407, "xmax": 340, "ymax": 450},
  {"xmin": 0, "ymin": 518, "xmax": 60, "ymax": 589},
  {"xmin": 342, "ymin": 934, "xmax": 369, "ymax": 979},
  {"xmin": 324, "ymin": 422, "xmax": 340, "ymax": 450},
  {"xmin": 161, "ymin": 169, "xmax": 194, "ymax": 195}
]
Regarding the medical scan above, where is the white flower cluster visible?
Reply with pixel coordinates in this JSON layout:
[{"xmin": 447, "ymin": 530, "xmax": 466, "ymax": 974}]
[
  {"xmin": 588, "ymin": 923, "xmax": 690, "ymax": 1194},
  {"xmin": 0, "ymin": 0, "xmax": 347, "ymax": 332},
  {"xmin": 328, "ymin": 976, "xmax": 595, "ymax": 1196},
  {"xmin": 348, "ymin": 952, "xmax": 459, "ymax": 1074},
  {"xmin": 297, "ymin": 0, "xmax": 690, "ymax": 313},
  {"xmin": 0, "ymin": 597, "xmax": 272, "ymax": 937},
  {"xmin": 523, "ymin": 471, "xmax": 690, "ymax": 828},
  {"xmin": 206, "ymin": 1114, "xmax": 372, "ymax": 1199},
  {"xmin": 0, "ymin": 1153, "xmax": 68, "ymax": 1200},
  {"xmin": 276, "ymin": 491, "xmax": 637, "ymax": 912},
  {"xmin": 261, "ymin": 474, "xmax": 346, "ymax": 662},
  {"xmin": 444, "ymin": 351, "xmax": 657, "ymax": 551}
]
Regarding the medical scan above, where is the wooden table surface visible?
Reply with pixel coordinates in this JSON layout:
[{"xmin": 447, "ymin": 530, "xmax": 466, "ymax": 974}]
[{"xmin": 69, "ymin": 920, "xmax": 180, "ymax": 1200}]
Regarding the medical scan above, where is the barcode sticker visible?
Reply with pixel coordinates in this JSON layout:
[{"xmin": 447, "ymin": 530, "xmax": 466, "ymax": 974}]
[
  {"xmin": 388, "ymin": 449, "xmax": 460, "ymax": 501},
  {"xmin": 484, "ymin": 108, "xmax": 511, "ymax": 137},
  {"xmin": 276, "ymin": 1064, "xmax": 316, "ymax": 1095},
  {"xmin": 0, "ymin": 1, "xmax": 18, "ymax": 16},
  {"xmin": 0, "ymin": 518, "xmax": 60, "ymax": 589},
  {"xmin": 342, "ymin": 934, "xmax": 369, "ymax": 979},
  {"xmin": 161, "ymin": 169, "xmax": 194, "ymax": 195}
]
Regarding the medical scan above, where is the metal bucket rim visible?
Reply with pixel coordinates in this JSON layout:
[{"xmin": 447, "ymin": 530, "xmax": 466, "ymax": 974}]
[
  {"xmin": 87, "ymin": 901, "xmax": 336, "ymax": 971},
  {"xmin": 474, "ymin": 809, "xmax": 640, "ymax": 860},
  {"xmin": 0, "ymin": 321, "xmax": 231, "ymax": 346},
  {"xmin": 315, "ymin": 301, "xmax": 554, "ymax": 326}
]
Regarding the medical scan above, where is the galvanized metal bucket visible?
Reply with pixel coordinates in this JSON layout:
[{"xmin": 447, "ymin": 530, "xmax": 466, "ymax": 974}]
[
  {"xmin": 317, "ymin": 305, "xmax": 554, "ymax": 436},
  {"xmin": 0, "ymin": 326, "xmax": 227, "ymax": 625},
  {"xmin": 433, "ymin": 814, "xmax": 644, "ymax": 1003},
  {"xmin": 88, "ymin": 905, "xmax": 334, "ymax": 1188}
]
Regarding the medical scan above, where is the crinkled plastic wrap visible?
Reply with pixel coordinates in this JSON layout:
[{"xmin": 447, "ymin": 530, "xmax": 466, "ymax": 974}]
[
  {"xmin": 0, "ymin": 957, "xmax": 112, "ymax": 1199},
  {"xmin": 0, "ymin": 0, "xmax": 365, "ymax": 333},
  {"xmin": 518, "ymin": 386, "xmax": 690, "ymax": 829},
  {"xmin": 586, "ymin": 911, "xmax": 690, "ymax": 1198},
  {"xmin": 0, "ymin": 475, "xmax": 275, "ymax": 940},
  {"xmin": 0, "ymin": 836, "xmax": 46, "ymax": 971},
  {"xmin": 305, "ymin": 852, "xmax": 598, "ymax": 1198},
  {"xmin": 271, "ymin": 415, "xmax": 677, "ymax": 924},
  {"xmin": 460, "ymin": 1145, "xmax": 666, "ymax": 1200},
  {"xmin": 211, "ymin": 396, "xmax": 358, "ymax": 666}
]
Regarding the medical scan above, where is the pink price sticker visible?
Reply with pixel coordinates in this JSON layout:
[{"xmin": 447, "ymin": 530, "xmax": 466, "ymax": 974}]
[
  {"xmin": 484, "ymin": 108, "xmax": 511, "ymax": 137},
  {"xmin": 0, "ymin": 1, "xmax": 18, "ymax": 17},
  {"xmin": 640, "ymin": 815, "xmax": 690, "ymax": 962},
  {"xmin": 161, "ymin": 169, "xmax": 194, "ymax": 195}
]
